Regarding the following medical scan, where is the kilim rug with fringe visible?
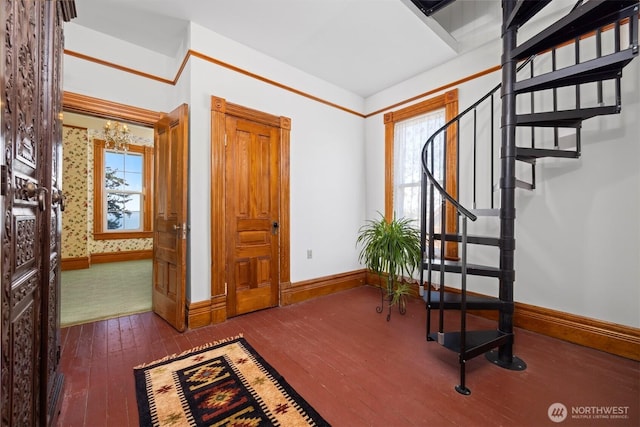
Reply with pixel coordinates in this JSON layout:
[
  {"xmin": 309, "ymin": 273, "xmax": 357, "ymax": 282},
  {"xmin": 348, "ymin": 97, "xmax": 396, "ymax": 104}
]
[{"xmin": 134, "ymin": 335, "xmax": 330, "ymax": 426}]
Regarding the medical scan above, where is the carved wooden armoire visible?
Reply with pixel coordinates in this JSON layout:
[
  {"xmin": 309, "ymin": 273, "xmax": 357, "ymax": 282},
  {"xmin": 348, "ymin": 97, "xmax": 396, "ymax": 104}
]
[{"xmin": 1, "ymin": 0, "xmax": 75, "ymax": 425}]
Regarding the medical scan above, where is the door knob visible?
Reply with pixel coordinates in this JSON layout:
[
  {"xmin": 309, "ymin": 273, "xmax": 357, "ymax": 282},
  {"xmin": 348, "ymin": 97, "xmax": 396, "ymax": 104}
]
[
  {"xmin": 21, "ymin": 181, "xmax": 47, "ymax": 212},
  {"xmin": 52, "ymin": 189, "xmax": 66, "ymax": 211},
  {"xmin": 173, "ymin": 223, "xmax": 187, "ymax": 239},
  {"xmin": 272, "ymin": 221, "xmax": 279, "ymax": 235}
]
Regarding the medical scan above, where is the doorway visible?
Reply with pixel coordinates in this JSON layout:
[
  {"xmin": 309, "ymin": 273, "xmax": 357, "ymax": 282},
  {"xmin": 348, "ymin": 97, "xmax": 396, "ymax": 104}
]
[
  {"xmin": 61, "ymin": 93, "xmax": 161, "ymax": 325},
  {"xmin": 60, "ymin": 112, "xmax": 154, "ymax": 325},
  {"xmin": 210, "ymin": 96, "xmax": 291, "ymax": 321}
]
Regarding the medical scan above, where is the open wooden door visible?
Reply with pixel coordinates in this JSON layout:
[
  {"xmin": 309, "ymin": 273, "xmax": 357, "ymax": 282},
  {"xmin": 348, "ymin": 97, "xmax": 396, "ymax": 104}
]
[{"xmin": 152, "ymin": 104, "xmax": 189, "ymax": 331}]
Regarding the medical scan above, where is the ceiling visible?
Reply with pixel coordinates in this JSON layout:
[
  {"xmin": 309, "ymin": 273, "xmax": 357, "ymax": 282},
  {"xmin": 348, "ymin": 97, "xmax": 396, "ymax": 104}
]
[
  {"xmin": 70, "ymin": 0, "xmax": 477, "ymax": 98},
  {"xmin": 69, "ymin": 1, "xmax": 577, "ymax": 98}
]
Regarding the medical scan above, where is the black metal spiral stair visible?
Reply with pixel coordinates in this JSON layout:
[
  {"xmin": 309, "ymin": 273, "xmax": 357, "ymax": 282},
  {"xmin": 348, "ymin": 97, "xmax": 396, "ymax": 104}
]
[{"xmin": 418, "ymin": 0, "xmax": 639, "ymax": 395}]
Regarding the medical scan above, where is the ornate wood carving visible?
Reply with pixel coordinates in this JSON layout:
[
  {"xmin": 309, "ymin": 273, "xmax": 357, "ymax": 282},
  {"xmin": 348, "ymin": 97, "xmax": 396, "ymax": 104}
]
[
  {"xmin": 11, "ymin": 274, "xmax": 39, "ymax": 309},
  {"xmin": 1, "ymin": 0, "xmax": 14, "ymax": 418},
  {"xmin": 1, "ymin": 0, "xmax": 70, "ymax": 424},
  {"xmin": 12, "ymin": 303, "xmax": 36, "ymax": 426},
  {"xmin": 15, "ymin": 1, "xmax": 38, "ymax": 170},
  {"xmin": 46, "ymin": 265, "xmax": 58, "ymax": 398},
  {"xmin": 15, "ymin": 216, "xmax": 36, "ymax": 268},
  {"xmin": 44, "ymin": 1, "xmax": 67, "ymax": 423}
]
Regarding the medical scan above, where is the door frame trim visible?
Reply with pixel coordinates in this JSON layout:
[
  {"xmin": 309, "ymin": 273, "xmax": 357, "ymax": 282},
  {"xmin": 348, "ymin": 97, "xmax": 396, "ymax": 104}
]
[
  {"xmin": 63, "ymin": 91, "xmax": 162, "ymax": 125},
  {"xmin": 210, "ymin": 96, "xmax": 291, "ymax": 323}
]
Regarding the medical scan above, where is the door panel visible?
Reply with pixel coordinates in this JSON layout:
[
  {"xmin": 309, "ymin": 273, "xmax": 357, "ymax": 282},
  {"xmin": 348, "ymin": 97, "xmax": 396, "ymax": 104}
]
[
  {"xmin": 225, "ymin": 117, "xmax": 280, "ymax": 316},
  {"xmin": 44, "ymin": 1, "xmax": 67, "ymax": 422},
  {"xmin": 1, "ymin": 1, "xmax": 67, "ymax": 424},
  {"xmin": 1, "ymin": 0, "xmax": 45, "ymax": 424},
  {"xmin": 153, "ymin": 104, "xmax": 189, "ymax": 332}
]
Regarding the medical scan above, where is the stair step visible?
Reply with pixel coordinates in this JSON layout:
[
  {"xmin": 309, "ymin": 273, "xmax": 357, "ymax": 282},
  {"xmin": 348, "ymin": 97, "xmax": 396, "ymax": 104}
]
[
  {"xmin": 516, "ymin": 106, "xmax": 620, "ymax": 128},
  {"xmin": 516, "ymin": 147, "xmax": 580, "ymax": 161},
  {"xmin": 424, "ymin": 290, "xmax": 506, "ymax": 311},
  {"xmin": 516, "ymin": 179, "xmax": 534, "ymax": 190},
  {"xmin": 514, "ymin": 49, "xmax": 636, "ymax": 94},
  {"xmin": 428, "ymin": 330, "xmax": 511, "ymax": 360},
  {"xmin": 432, "ymin": 233, "xmax": 500, "ymax": 247},
  {"xmin": 423, "ymin": 259, "xmax": 502, "ymax": 278},
  {"xmin": 506, "ymin": 0, "xmax": 552, "ymax": 30},
  {"xmin": 511, "ymin": 0, "xmax": 639, "ymax": 61},
  {"xmin": 469, "ymin": 208, "xmax": 500, "ymax": 217}
]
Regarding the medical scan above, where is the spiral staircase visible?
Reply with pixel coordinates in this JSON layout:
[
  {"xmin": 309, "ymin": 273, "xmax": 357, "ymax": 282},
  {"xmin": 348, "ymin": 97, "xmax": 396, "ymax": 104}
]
[{"xmin": 414, "ymin": 0, "xmax": 639, "ymax": 394}]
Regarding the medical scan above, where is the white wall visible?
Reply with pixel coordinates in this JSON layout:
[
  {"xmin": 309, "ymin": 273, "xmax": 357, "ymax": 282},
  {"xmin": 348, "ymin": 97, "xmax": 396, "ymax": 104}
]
[
  {"xmin": 186, "ymin": 23, "xmax": 366, "ymax": 302},
  {"xmin": 63, "ymin": 21, "xmax": 367, "ymax": 305},
  {"xmin": 364, "ymin": 14, "xmax": 640, "ymax": 327},
  {"xmin": 64, "ymin": 24, "xmax": 176, "ymax": 112},
  {"xmin": 514, "ymin": 57, "xmax": 639, "ymax": 326}
]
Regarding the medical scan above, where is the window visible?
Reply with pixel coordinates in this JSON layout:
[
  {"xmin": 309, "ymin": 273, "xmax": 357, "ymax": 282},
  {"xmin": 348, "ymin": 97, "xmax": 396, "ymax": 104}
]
[
  {"xmin": 93, "ymin": 140, "xmax": 153, "ymax": 239},
  {"xmin": 384, "ymin": 89, "xmax": 458, "ymax": 259},
  {"xmin": 393, "ymin": 109, "xmax": 445, "ymax": 223},
  {"xmin": 105, "ymin": 150, "xmax": 143, "ymax": 230}
]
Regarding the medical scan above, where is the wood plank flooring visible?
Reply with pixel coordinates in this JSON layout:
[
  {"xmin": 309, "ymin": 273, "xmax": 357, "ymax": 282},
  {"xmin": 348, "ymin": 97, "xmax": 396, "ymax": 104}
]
[{"xmin": 57, "ymin": 286, "xmax": 639, "ymax": 426}]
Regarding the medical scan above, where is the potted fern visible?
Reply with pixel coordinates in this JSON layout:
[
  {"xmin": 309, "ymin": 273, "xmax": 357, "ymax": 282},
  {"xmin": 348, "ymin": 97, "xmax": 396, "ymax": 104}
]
[{"xmin": 356, "ymin": 213, "xmax": 421, "ymax": 321}]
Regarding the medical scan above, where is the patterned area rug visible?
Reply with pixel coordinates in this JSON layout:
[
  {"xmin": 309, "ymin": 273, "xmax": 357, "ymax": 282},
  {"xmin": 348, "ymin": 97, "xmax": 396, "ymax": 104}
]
[{"xmin": 134, "ymin": 336, "xmax": 330, "ymax": 426}]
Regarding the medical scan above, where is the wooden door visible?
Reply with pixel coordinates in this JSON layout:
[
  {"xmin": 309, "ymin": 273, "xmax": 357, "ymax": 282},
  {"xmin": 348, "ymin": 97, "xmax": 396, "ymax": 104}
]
[
  {"xmin": 153, "ymin": 104, "xmax": 189, "ymax": 332},
  {"xmin": 0, "ymin": 0, "xmax": 71, "ymax": 425},
  {"xmin": 0, "ymin": 0, "xmax": 45, "ymax": 419},
  {"xmin": 225, "ymin": 117, "xmax": 280, "ymax": 316},
  {"xmin": 42, "ymin": 0, "xmax": 67, "ymax": 423}
]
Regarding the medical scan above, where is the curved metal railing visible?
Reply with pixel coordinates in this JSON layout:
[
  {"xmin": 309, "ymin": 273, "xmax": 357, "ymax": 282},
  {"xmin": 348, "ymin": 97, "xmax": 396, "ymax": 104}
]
[
  {"xmin": 420, "ymin": 55, "xmax": 535, "ymax": 228},
  {"xmin": 420, "ymin": 55, "xmax": 535, "ymax": 345}
]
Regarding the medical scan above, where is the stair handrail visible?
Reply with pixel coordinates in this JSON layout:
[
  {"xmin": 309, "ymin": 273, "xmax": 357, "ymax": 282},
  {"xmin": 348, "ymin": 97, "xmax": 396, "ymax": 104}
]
[{"xmin": 420, "ymin": 55, "xmax": 536, "ymax": 223}]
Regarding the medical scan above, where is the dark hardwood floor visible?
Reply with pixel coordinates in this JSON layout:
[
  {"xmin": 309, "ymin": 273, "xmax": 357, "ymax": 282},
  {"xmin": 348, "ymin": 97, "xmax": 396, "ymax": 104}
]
[{"xmin": 57, "ymin": 286, "xmax": 639, "ymax": 426}]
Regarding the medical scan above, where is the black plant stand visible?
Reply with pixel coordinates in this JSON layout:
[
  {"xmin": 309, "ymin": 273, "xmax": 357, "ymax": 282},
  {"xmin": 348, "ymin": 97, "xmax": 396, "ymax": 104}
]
[{"xmin": 376, "ymin": 285, "xmax": 407, "ymax": 321}]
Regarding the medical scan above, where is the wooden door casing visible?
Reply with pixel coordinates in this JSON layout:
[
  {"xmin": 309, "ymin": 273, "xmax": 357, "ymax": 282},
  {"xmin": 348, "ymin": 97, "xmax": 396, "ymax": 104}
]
[
  {"xmin": 153, "ymin": 104, "xmax": 189, "ymax": 332},
  {"xmin": 225, "ymin": 117, "xmax": 280, "ymax": 316},
  {"xmin": 210, "ymin": 96, "xmax": 291, "ymax": 324}
]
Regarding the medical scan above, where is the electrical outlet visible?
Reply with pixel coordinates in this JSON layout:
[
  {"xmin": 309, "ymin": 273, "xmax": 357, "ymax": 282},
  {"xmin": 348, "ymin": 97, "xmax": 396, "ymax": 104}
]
[{"xmin": 307, "ymin": 249, "xmax": 312, "ymax": 259}]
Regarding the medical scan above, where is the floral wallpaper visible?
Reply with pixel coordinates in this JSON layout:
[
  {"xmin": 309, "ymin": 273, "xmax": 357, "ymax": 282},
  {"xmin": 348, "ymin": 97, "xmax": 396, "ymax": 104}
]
[
  {"xmin": 62, "ymin": 125, "xmax": 154, "ymax": 260},
  {"xmin": 61, "ymin": 126, "xmax": 89, "ymax": 258}
]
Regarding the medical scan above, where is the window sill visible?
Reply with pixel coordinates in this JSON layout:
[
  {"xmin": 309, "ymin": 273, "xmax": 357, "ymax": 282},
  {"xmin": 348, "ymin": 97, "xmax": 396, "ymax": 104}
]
[{"xmin": 93, "ymin": 231, "xmax": 153, "ymax": 240}]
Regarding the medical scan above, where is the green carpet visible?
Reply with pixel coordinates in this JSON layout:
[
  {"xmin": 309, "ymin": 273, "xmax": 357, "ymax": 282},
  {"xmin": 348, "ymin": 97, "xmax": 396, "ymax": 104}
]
[{"xmin": 61, "ymin": 260, "xmax": 152, "ymax": 327}]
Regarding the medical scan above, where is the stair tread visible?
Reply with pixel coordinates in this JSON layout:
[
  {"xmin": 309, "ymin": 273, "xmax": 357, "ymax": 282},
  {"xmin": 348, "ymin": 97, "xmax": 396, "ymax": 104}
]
[
  {"xmin": 512, "ymin": 0, "xmax": 639, "ymax": 60},
  {"xmin": 424, "ymin": 290, "xmax": 504, "ymax": 310},
  {"xmin": 514, "ymin": 49, "xmax": 636, "ymax": 94},
  {"xmin": 432, "ymin": 232, "xmax": 500, "ymax": 247},
  {"xmin": 468, "ymin": 208, "xmax": 500, "ymax": 217},
  {"xmin": 428, "ymin": 330, "xmax": 511, "ymax": 360},
  {"xmin": 516, "ymin": 147, "xmax": 580, "ymax": 160},
  {"xmin": 423, "ymin": 259, "xmax": 502, "ymax": 278},
  {"xmin": 516, "ymin": 179, "xmax": 534, "ymax": 190},
  {"xmin": 516, "ymin": 105, "xmax": 620, "ymax": 127}
]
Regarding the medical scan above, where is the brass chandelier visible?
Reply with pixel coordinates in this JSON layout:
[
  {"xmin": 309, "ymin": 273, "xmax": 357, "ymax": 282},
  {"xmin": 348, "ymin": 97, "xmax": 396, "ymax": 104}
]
[{"xmin": 103, "ymin": 120, "xmax": 131, "ymax": 151}]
